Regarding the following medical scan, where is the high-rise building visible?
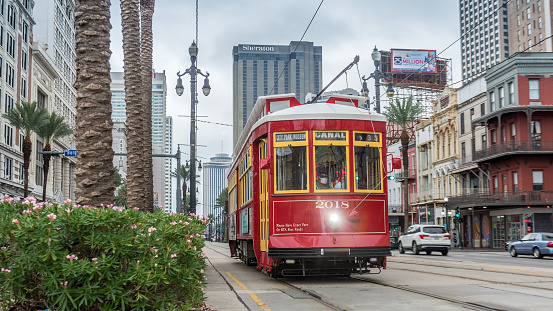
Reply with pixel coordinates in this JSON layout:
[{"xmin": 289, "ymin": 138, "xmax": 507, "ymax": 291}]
[
  {"xmin": 507, "ymin": 0, "xmax": 553, "ymax": 54},
  {"xmin": 459, "ymin": 0, "xmax": 510, "ymax": 83},
  {"xmin": 110, "ymin": 71, "xmax": 170, "ymax": 210},
  {"xmin": 232, "ymin": 41, "xmax": 322, "ymax": 147},
  {"xmin": 22, "ymin": 0, "xmax": 77, "ymax": 202},
  {"xmin": 1, "ymin": 0, "xmax": 36, "ymax": 197},
  {"xmin": 202, "ymin": 153, "xmax": 232, "ymax": 219},
  {"xmin": 163, "ymin": 116, "xmax": 173, "ymax": 213}
]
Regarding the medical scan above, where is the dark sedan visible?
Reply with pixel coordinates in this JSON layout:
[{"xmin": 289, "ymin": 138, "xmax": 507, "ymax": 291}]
[{"xmin": 508, "ymin": 232, "xmax": 553, "ymax": 259}]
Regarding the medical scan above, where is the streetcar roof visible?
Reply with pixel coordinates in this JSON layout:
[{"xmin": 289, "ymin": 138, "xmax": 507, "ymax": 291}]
[{"xmin": 233, "ymin": 95, "xmax": 386, "ymax": 157}]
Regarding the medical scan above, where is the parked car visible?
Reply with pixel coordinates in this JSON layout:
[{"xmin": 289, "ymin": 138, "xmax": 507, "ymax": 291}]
[
  {"xmin": 390, "ymin": 236, "xmax": 399, "ymax": 250},
  {"xmin": 508, "ymin": 232, "xmax": 553, "ymax": 259},
  {"xmin": 398, "ymin": 224, "xmax": 451, "ymax": 256}
]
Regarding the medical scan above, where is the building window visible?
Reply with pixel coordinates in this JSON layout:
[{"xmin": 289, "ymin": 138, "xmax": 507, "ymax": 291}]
[
  {"xmin": 4, "ymin": 157, "xmax": 12, "ymax": 180},
  {"xmin": 5, "ymin": 63, "xmax": 14, "ymax": 87},
  {"xmin": 493, "ymin": 176, "xmax": 498, "ymax": 195},
  {"xmin": 482, "ymin": 134, "xmax": 487, "ymax": 149},
  {"xmin": 499, "ymin": 87, "xmax": 504, "ymax": 108},
  {"xmin": 517, "ymin": 30, "xmax": 521, "ymax": 41},
  {"xmin": 461, "ymin": 142, "xmax": 466, "ymax": 161},
  {"xmin": 517, "ymin": 15, "xmax": 520, "ymax": 26},
  {"xmin": 4, "ymin": 93, "xmax": 13, "ymax": 112},
  {"xmin": 22, "ymin": 22, "xmax": 28, "ymax": 43},
  {"xmin": 508, "ymin": 82, "xmax": 514, "ymax": 105},
  {"xmin": 489, "ymin": 91, "xmax": 495, "ymax": 111},
  {"xmin": 6, "ymin": 34, "xmax": 14, "ymax": 58},
  {"xmin": 513, "ymin": 172, "xmax": 518, "ymax": 192},
  {"xmin": 21, "ymin": 50, "xmax": 27, "ymax": 71},
  {"xmin": 511, "ymin": 123, "xmax": 516, "ymax": 141},
  {"xmin": 527, "ymin": 24, "xmax": 532, "ymax": 35},
  {"xmin": 528, "ymin": 39, "xmax": 532, "ymax": 50},
  {"xmin": 532, "ymin": 171, "xmax": 543, "ymax": 191},
  {"xmin": 4, "ymin": 124, "xmax": 13, "ymax": 146},
  {"xmin": 538, "ymin": 0, "xmax": 542, "ymax": 12},
  {"xmin": 460, "ymin": 112, "xmax": 465, "ymax": 134},
  {"xmin": 37, "ymin": 89, "xmax": 46, "ymax": 109},
  {"xmin": 531, "ymin": 120, "xmax": 541, "ymax": 142},
  {"xmin": 491, "ymin": 129, "xmax": 497, "ymax": 145},
  {"xmin": 480, "ymin": 103, "xmax": 485, "ymax": 116},
  {"xmin": 529, "ymin": 79, "xmax": 540, "ymax": 100},
  {"xmin": 7, "ymin": 5, "xmax": 15, "ymax": 28},
  {"xmin": 538, "ymin": 17, "xmax": 542, "ymax": 29},
  {"xmin": 527, "ymin": 7, "xmax": 531, "ymax": 19}
]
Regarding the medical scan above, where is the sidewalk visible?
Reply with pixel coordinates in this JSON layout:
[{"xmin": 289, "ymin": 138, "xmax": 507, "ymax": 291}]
[{"xmin": 203, "ymin": 243, "xmax": 247, "ymax": 311}]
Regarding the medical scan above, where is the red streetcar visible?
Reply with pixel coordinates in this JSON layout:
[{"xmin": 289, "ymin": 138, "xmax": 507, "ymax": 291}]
[{"xmin": 227, "ymin": 93, "xmax": 398, "ymax": 277}]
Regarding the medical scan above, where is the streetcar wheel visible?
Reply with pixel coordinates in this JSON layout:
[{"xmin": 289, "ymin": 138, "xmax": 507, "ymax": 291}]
[
  {"xmin": 398, "ymin": 242, "xmax": 405, "ymax": 254},
  {"xmin": 412, "ymin": 242, "xmax": 419, "ymax": 255},
  {"xmin": 533, "ymin": 247, "xmax": 543, "ymax": 259},
  {"xmin": 441, "ymin": 249, "xmax": 448, "ymax": 256},
  {"xmin": 509, "ymin": 247, "xmax": 518, "ymax": 257},
  {"xmin": 426, "ymin": 251, "xmax": 432, "ymax": 255}
]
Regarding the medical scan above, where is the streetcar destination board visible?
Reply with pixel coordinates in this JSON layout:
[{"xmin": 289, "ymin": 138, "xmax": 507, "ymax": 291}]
[
  {"xmin": 355, "ymin": 133, "xmax": 380, "ymax": 142},
  {"xmin": 314, "ymin": 131, "xmax": 347, "ymax": 141},
  {"xmin": 275, "ymin": 133, "xmax": 306, "ymax": 142}
]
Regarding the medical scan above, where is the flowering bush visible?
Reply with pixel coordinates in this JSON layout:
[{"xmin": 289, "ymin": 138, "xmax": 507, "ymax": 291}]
[{"xmin": 0, "ymin": 196, "xmax": 209, "ymax": 310}]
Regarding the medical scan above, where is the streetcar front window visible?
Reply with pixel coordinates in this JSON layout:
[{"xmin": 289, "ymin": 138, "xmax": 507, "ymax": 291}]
[
  {"xmin": 275, "ymin": 146, "xmax": 307, "ymax": 191},
  {"xmin": 354, "ymin": 146, "xmax": 382, "ymax": 191},
  {"xmin": 315, "ymin": 145, "xmax": 348, "ymax": 190}
]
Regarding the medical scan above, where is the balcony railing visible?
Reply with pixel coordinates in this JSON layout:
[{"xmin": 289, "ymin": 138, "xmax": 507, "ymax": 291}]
[
  {"xmin": 448, "ymin": 189, "xmax": 553, "ymax": 207},
  {"xmin": 473, "ymin": 140, "xmax": 553, "ymax": 162}
]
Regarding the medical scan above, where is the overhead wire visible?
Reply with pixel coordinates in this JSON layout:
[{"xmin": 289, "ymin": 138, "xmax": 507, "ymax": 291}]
[{"xmin": 268, "ymin": 0, "xmax": 325, "ymax": 97}]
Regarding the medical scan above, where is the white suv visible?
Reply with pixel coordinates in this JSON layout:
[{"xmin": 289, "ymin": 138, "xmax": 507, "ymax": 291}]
[{"xmin": 398, "ymin": 225, "xmax": 451, "ymax": 256}]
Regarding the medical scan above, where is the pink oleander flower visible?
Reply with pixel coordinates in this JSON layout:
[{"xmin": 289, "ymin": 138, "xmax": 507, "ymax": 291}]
[
  {"xmin": 33, "ymin": 205, "xmax": 42, "ymax": 211},
  {"xmin": 203, "ymin": 275, "xmax": 207, "ymax": 280},
  {"xmin": 1, "ymin": 268, "xmax": 11, "ymax": 273},
  {"xmin": 155, "ymin": 263, "xmax": 158, "ymax": 267},
  {"xmin": 47, "ymin": 213, "xmax": 57, "ymax": 220},
  {"xmin": 151, "ymin": 248, "xmax": 158, "ymax": 253},
  {"xmin": 170, "ymin": 221, "xmax": 177, "ymax": 225},
  {"xmin": 12, "ymin": 219, "xmax": 19, "ymax": 224},
  {"xmin": 65, "ymin": 209, "xmax": 72, "ymax": 213},
  {"xmin": 148, "ymin": 227, "xmax": 157, "ymax": 233},
  {"xmin": 92, "ymin": 258, "xmax": 98, "ymax": 263},
  {"xmin": 64, "ymin": 199, "xmax": 71, "ymax": 204},
  {"xmin": 131, "ymin": 224, "xmax": 137, "ymax": 229},
  {"xmin": 171, "ymin": 254, "xmax": 177, "ymax": 258},
  {"xmin": 184, "ymin": 222, "xmax": 189, "ymax": 226},
  {"xmin": 60, "ymin": 281, "xmax": 68, "ymax": 286},
  {"xmin": 200, "ymin": 269, "xmax": 205, "ymax": 273},
  {"xmin": 22, "ymin": 210, "xmax": 31, "ymax": 214},
  {"xmin": 134, "ymin": 207, "xmax": 140, "ymax": 210},
  {"xmin": 66, "ymin": 254, "xmax": 78, "ymax": 261}
]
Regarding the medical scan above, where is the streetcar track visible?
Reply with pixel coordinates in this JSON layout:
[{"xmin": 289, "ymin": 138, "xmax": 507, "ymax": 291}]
[{"xmin": 349, "ymin": 276, "xmax": 508, "ymax": 311}]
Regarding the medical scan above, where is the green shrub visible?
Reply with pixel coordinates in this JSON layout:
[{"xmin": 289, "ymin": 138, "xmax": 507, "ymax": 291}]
[{"xmin": 0, "ymin": 196, "xmax": 208, "ymax": 310}]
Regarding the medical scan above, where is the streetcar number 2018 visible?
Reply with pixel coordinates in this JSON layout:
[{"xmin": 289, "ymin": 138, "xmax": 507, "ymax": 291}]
[{"xmin": 315, "ymin": 201, "xmax": 349, "ymax": 209}]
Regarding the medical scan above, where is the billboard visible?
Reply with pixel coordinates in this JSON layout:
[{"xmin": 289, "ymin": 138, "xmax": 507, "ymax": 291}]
[{"xmin": 391, "ymin": 49, "xmax": 437, "ymax": 73}]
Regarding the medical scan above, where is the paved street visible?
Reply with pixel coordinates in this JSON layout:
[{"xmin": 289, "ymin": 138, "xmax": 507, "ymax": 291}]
[{"xmin": 204, "ymin": 242, "xmax": 553, "ymax": 311}]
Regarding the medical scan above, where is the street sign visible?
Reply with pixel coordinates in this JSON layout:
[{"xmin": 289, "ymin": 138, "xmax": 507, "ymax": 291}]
[{"xmin": 64, "ymin": 150, "xmax": 77, "ymax": 157}]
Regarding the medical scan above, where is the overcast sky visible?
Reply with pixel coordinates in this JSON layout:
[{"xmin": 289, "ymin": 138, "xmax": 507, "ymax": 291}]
[{"xmin": 109, "ymin": 0, "xmax": 461, "ymax": 214}]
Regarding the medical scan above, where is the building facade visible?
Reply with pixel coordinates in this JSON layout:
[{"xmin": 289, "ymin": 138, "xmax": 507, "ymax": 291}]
[
  {"xmin": 202, "ymin": 153, "xmax": 232, "ymax": 219},
  {"xmin": 413, "ymin": 120, "xmax": 436, "ymax": 225},
  {"xmin": 459, "ymin": 0, "xmax": 510, "ymax": 83},
  {"xmin": 449, "ymin": 52, "xmax": 553, "ymax": 248},
  {"xmin": 507, "ymin": 0, "xmax": 553, "ymax": 54},
  {"xmin": 232, "ymin": 41, "xmax": 322, "ymax": 147},
  {"xmin": 110, "ymin": 71, "xmax": 171, "ymax": 210},
  {"xmin": 163, "ymin": 116, "xmax": 173, "ymax": 213}
]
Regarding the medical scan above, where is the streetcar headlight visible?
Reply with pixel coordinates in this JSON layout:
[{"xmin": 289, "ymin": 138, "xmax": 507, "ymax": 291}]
[{"xmin": 328, "ymin": 213, "xmax": 340, "ymax": 226}]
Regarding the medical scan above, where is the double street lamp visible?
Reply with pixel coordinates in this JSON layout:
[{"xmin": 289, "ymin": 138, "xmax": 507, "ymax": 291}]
[
  {"xmin": 362, "ymin": 46, "xmax": 395, "ymax": 113},
  {"xmin": 175, "ymin": 41, "xmax": 211, "ymax": 215}
]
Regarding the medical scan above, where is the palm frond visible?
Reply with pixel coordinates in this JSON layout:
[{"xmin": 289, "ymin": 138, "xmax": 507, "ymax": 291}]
[{"xmin": 382, "ymin": 96, "xmax": 424, "ymax": 131}]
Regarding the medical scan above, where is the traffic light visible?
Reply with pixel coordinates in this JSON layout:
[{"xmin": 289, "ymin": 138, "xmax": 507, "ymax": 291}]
[
  {"xmin": 388, "ymin": 175, "xmax": 395, "ymax": 181},
  {"xmin": 455, "ymin": 207, "xmax": 460, "ymax": 218}
]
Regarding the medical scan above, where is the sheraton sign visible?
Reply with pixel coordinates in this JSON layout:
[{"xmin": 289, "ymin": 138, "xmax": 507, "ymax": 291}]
[{"xmin": 242, "ymin": 45, "xmax": 275, "ymax": 52}]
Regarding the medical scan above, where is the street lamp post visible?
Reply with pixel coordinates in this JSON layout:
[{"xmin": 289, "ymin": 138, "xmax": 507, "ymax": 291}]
[
  {"xmin": 361, "ymin": 46, "xmax": 395, "ymax": 113},
  {"xmin": 176, "ymin": 145, "xmax": 182, "ymax": 213},
  {"xmin": 444, "ymin": 197, "xmax": 449, "ymax": 231},
  {"xmin": 175, "ymin": 41, "xmax": 211, "ymax": 215}
]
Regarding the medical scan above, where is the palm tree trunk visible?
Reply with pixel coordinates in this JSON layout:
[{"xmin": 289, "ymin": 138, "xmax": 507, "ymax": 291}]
[
  {"xmin": 401, "ymin": 131, "xmax": 410, "ymax": 232},
  {"xmin": 121, "ymin": 0, "xmax": 146, "ymax": 210},
  {"xmin": 140, "ymin": 0, "xmax": 155, "ymax": 212},
  {"xmin": 74, "ymin": 0, "xmax": 115, "ymax": 206},
  {"xmin": 42, "ymin": 145, "xmax": 52, "ymax": 202},
  {"xmin": 22, "ymin": 137, "xmax": 32, "ymax": 197}
]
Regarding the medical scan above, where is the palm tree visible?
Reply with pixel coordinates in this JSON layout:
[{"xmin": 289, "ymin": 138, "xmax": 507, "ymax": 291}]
[
  {"xmin": 121, "ymin": 0, "xmax": 147, "ymax": 211},
  {"xmin": 382, "ymin": 97, "xmax": 423, "ymax": 233},
  {"xmin": 171, "ymin": 164, "xmax": 190, "ymax": 214},
  {"xmin": 74, "ymin": 0, "xmax": 115, "ymax": 206},
  {"xmin": 140, "ymin": 0, "xmax": 155, "ymax": 211},
  {"xmin": 2, "ymin": 101, "xmax": 48, "ymax": 197},
  {"xmin": 36, "ymin": 112, "xmax": 73, "ymax": 202}
]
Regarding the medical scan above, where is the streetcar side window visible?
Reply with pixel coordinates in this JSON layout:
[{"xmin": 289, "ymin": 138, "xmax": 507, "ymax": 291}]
[
  {"xmin": 314, "ymin": 145, "xmax": 348, "ymax": 190},
  {"xmin": 353, "ymin": 131, "xmax": 383, "ymax": 193},
  {"xmin": 273, "ymin": 131, "xmax": 309, "ymax": 193},
  {"xmin": 313, "ymin": 131, "xmax": 349, "ymax": 192},
  {"xmin": 275, "ymin": 146, "xmax": 307, "ymax": 191},
  {"xmin": 354, "ymin": 146, "xmax": 381, "ymax": 191}
]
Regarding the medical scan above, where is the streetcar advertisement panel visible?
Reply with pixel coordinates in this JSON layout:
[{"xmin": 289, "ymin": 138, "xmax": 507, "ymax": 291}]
[{"xmin": 271, "ymin": 199, "xmax": 387, "ymax": 235}]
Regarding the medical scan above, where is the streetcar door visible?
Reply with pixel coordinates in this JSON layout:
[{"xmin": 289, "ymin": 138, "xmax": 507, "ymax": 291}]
[{"xmin": 259, "ymin": 138, "xmax": 269, "ymax": 252}]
